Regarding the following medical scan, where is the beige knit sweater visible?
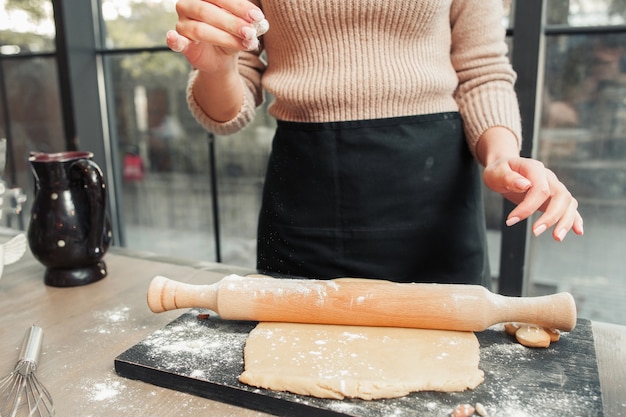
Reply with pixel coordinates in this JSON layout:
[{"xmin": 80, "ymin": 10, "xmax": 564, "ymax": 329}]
[{"xmin": 187, "ymin": 0, "xmax": 522, "ymax": 154}]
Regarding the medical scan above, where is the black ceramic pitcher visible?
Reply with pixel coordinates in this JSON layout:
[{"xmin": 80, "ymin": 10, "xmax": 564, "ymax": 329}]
[{"xmin": 28, "ymin": 151, "xmax": 112, "ymax": 287}]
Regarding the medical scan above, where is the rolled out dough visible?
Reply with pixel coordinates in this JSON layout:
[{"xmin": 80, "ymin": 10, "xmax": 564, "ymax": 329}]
[{"xmin": 239, "ymin": 322, "xmax": 484, "ymax": 400}]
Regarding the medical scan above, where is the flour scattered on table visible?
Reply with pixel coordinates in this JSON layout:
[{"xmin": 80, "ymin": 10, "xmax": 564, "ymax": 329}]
[
  {"xmin": 102, "ymin": 306, "xmax": 130, "ymax": 322},
  {"xmin": 91, "ymin": 379, "xmax": 125, "ymax": 401},
  {"xmin": 84, "ymin": 305, "xmax": 135, "ymax": 334}
]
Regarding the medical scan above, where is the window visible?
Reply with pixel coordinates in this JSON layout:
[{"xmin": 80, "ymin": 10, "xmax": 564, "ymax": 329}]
[{"xmin": 534, "ymin": 31, "xmax": 626, "ymax": 323}]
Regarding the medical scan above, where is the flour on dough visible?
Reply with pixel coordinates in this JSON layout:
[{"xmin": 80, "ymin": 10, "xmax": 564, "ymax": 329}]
[{"xmin": 239, "ymin": 322, "xmax": 484, "ymax": 400}]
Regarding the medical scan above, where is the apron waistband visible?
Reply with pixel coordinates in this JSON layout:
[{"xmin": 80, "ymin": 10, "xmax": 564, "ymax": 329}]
[{"xmin": 275, "ymin": 112, "xmax": 462, "ymax": 132}]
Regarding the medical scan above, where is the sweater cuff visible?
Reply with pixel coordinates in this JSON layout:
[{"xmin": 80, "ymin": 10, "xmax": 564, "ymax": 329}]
[
  {"xmin": 186, "ymin": 69, "xmax": 256, "ymax": 135},
  {"xmin": 460, "ymin": 82, "xmax": 522, "ymax": 156}
]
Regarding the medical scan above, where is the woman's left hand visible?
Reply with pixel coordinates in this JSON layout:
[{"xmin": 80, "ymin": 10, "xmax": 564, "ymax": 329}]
[
  {"xmin": 483, "ymin": 156, "xmax": 584, "ymax": 241},
  {"xmin": 476, "ymin": 126, "xmax": 583, "ymax": 242}
]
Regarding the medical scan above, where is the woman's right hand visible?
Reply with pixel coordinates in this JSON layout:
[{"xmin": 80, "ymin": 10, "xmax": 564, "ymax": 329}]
[{"xmin": 166, "ymin": 0, "xmax": 267, "ymax": 74}]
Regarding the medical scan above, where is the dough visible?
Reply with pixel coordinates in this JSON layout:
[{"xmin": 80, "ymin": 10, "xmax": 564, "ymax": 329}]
[{"xmin": 239, "ymin": 322, "xmax": 484, "ymax": 400}]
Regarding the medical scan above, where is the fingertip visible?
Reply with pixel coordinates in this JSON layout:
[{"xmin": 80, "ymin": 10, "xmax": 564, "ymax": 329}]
[
  {"xmin": 533, "ymin": 223, "xmax": 547, "ymax": 237},
  {"xmin": 505, "ymin": 216, "xmax": 520, "ymax": 227},
  {"xmin": 242, "ymin": 37, "xmax": 260, "ymax": 51},
  {"xmin": 555, "ymin": 228, "xmax": 567, "ymax": 242},
  {"xmin": 253, "ymin": 18, "xmax": 270, "ymax": 36},
  {"xmin": 166, "ymin": 29, "xmax": 177, "ymax": 42},
  {"xmin": 574, "ymin": 223, "xmax": 584, "ymax": 235},
  {"xmin": 573, "ymin": 214, "xmax": 584, "ymax": 235},
  {"xmin": 248, "ymin": 9, "xmax": 266, "ymax": 22},
  {"xmin": 166, "ymin": 30, "xmax": 186, "ymax": 53},
  {"xmin": 241, "ymin": 26, "xmax": 257, "ymax": 40}
]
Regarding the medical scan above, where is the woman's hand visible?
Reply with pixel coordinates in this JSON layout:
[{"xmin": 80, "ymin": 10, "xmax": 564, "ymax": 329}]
[
  {"xmin": 166, "ymin": 0, "xmax": 267, "ymax": 73},
  {"xmin": 483, "ymin": 157, "xmax": 584, "ymax": 241},
  {"xmin": 477, "ymin": 127, "xmax": 584, "ymax": 242},
  {"xmin": 166, "ymin": 0, "xmax": 268, "ymax": 122}
]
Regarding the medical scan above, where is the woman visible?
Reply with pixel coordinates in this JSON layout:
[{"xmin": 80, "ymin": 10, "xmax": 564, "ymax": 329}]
[{"xmin": 166, "ymin": 0, "xmax": 583, "ymax": 286}]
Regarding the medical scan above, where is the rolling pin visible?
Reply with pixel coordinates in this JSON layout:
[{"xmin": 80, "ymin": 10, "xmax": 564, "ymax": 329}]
[{"xmin": 147, "ymin": 274, "xmax": 577, "ymax": 332}]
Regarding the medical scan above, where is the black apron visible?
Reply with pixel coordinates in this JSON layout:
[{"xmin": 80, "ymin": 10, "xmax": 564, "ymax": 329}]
[{"xmin": 256, "ymin": 112, "xmax": 491, "ymax": 287}]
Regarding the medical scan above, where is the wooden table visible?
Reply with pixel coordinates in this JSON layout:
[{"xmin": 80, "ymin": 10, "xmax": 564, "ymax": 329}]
[{"xmin": 0, "ymin": 242, "xmax": 624, "ymax": 417}]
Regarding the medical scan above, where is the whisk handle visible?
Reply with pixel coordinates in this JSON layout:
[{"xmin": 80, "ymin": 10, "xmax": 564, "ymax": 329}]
[{"xmin": 18, "ymin": 325, "xmax": 43, "ymax": 368}]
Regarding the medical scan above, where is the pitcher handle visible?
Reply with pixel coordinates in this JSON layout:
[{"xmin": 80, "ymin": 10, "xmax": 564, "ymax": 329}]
[{"xmin": 69, "ymin": 159, "xmax": 107, "ymax": 259}]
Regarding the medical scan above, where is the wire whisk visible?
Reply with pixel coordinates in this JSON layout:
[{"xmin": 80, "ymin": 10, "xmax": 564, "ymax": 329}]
[{"xmin": 0, "ymin": 326, "xmax": 54, "ymax": 417}]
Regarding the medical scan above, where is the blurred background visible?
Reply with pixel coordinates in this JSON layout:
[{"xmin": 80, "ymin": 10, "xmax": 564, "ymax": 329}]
[{"xmin": 0, "ymin": 0, "xmax": 625, "ymax": 325}]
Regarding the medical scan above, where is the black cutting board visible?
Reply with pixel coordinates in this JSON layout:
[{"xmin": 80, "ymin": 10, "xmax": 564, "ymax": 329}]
[{"xmin": 115, "ymin": 310, "xmax": 603, "ymax": 417}]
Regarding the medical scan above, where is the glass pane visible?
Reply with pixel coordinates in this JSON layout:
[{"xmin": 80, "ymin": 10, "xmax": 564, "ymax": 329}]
[
  {"xmin": 484, "ymin": 33, "xmax": 515, "ymax": 288},
  {"xmin": 108, "ymin": 51, "xmax": 271, "ymax": 268},
  {"xmin": 107, "ymin": 52, "xmax": 212, "ymax": 258},
  {"xmin": 536, "ymin": 32, "xmax": 626, "ymax": 325},
  {"xmin": 0, "ymin": 0, "xmax": 55, "ymax": 53},
  {"xmin": 546, "ymin": 0, "xmax": 625, "ymax": 26},
  {"xmin": 100, "ymin": 0, "xmax": 178, "ymax": 49},
  {"xmin": 504, "ymin": 0, "xmax": 515, "ymax": 28},
  {"xmin": 0, "ymin": 57, "xmax": 64, "ymax": 228},
  {"xmin": 212, "ymin": 112, "xmax": 275, "ymax": 269}
]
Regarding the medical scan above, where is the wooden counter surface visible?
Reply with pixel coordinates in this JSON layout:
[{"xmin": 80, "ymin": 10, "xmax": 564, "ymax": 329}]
[{"xmin": 0, "ymin": 244, "xmax": 623, "ymax": 417}]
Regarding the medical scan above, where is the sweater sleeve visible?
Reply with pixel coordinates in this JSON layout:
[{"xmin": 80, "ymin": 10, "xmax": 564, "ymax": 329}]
[
  {"xmin": 187, "ymin": 49, "xmax": 266, "ymax": 135},
  {"xmin": 450, "ymin": 0, "xmax": 522, "ymax": 154}
]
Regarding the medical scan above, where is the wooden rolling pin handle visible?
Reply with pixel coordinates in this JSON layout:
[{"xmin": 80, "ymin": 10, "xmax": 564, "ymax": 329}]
[
  {"xmin": 147, "ymin": 275, "xmax": 218, "ymax": 314},
  {"xmin": 492, "ymin": 291, "xmax": 577, "ymax": 332}
]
